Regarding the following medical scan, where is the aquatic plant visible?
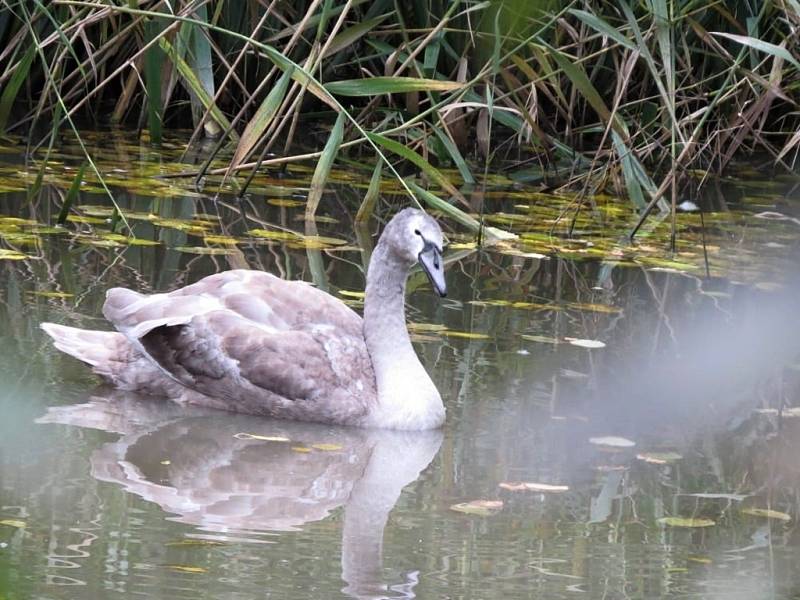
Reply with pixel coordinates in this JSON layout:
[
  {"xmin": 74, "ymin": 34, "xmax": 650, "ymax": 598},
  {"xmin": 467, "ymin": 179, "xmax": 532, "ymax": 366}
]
[{"xmin": 1, "ymin": 0, "xmax": 798, "ymax": 236}]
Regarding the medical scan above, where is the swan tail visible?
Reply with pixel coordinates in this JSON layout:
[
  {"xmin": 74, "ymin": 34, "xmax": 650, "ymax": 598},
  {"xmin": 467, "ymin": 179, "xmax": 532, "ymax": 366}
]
[
  {"xmin": 41, "ymin": 322, "xmax": 192, "ymax": 399},
  {"xmin": 41, "ymin": 323, "xmax": 124, "ymax": 375}
]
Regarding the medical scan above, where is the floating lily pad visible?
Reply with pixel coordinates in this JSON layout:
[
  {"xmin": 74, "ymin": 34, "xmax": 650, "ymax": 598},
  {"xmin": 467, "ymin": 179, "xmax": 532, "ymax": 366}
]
[
  {"xmin": 450, "ymin": 500, "xmax": 504, "ymax": 516},
  {"xmin": 657, "ymin": 517, "xmax": 715, "ymax": 528},
  {"xmin": 741, "ymin": 508, "xmax": 791, "ymax": 521}
]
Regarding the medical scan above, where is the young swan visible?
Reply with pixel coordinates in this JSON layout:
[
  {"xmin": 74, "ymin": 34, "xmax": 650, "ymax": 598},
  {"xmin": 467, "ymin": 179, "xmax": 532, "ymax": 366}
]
[{"xmin": 41, "ymin": 208, "xmax": 447, "ymax": 430}]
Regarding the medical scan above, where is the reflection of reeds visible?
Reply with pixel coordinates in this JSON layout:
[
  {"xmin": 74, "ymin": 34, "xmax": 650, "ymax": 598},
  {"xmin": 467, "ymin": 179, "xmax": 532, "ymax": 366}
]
[{"xmin": 1, "ymin": 1, "xmax": 798, "ymax": 234}]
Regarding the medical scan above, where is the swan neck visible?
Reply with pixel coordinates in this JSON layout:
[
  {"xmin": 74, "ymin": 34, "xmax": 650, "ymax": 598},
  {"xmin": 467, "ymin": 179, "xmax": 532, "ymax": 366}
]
[{"xmin": 362, "ymin": 243, "xmax": 444, "ymax": 430}]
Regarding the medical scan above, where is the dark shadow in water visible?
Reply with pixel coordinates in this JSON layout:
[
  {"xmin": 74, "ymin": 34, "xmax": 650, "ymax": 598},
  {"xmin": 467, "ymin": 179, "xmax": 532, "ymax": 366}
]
[{"xmin": 38, "ymin": 393, "xmax": 442, "ymax": 600}]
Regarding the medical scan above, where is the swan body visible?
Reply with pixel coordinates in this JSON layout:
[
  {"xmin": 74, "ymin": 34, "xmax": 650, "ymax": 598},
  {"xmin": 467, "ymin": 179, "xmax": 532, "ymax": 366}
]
[{"xmin": 41, "ymin": 209, "xmax": 447, "ymax": 430}]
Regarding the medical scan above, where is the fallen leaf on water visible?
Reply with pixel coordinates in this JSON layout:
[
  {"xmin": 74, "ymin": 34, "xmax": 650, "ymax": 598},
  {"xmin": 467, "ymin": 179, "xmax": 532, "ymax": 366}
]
[
  {"xmin": 339, "ymin": 290, "xmax": 366, "ymax": 298},
  {"xmin": 0, "ymin": 519, "xmax": 26, "ymax": 528},
  {"xmin": 590, "ymin": 436, "xmax": 636, "ymax": 448},
  {"xmin": 0, "ymin": 249, "xmax": 28, "ymax": 260},
  {"xmin": 499, "ymin": 482, "xmax": 569, "ymax": 492},
  {"xmin": 291, "ymin": 446, "xmax": 312, "ymax": 453},
  {"xmin": 233, "ymin": 432, "xmax": 291, "ymax": 442},
  {"xmin": 166, "ymin": 539, "xmax": 226, "ymax": 547},
  {"xmin": 66, "ymin": 215, "xmax": 106, "ymax": 224},
  {"xmin": 311, "ymin": 443, "xmax": 343, "ymax": 451},
  {"xmin": 165, "ymin": 565, "xmax": 207, "ymax": 574},
  {"xmin": 440, "ymin": 330, "xmax": 491, "ymax": 340},
  {"xmin": 520, "ymin": 334, "xmax": 560, "ymax": 345},
  {"xmin": 450, "ymin": 500, "xmax": 504, "ymax": 516},
  {"xmin": 741, "ymin": 508, "xmax": 791, "ymax": 521},
  {"xmin": 203, "ymin": 235, "xmax": 240, "ymax": 245},
  {"xmin": 687, "ymin": 556, "xmax": 713, "ymax": 564},
  {"xmin": 248, "ymin": 228, "xmax": 300, "ymax": 241},
  {"xmin": 30, "ymin": 291, "xmax": 73, "ymax": 298},
  {"xmin": 407, "ymin": 322, "xmax": 448, "ymax": 332},
  {"xmin": 682, "ymin": 493, "xmax": 748, "ymax": 502},
  {"xmin": 657, "ymin": 517, "xmax": 715, "ymax": 528},
  {"xmin": 753, "ymin": 407, "xmax": 800, "ymax": 417},
  {"xmin": 566, "ymin": 338, "xmax": 606, "ymax": 349},
  {"xmin": 268, "ymin": 198, "xmax": 304, "ymax": 207},
  {"xmin": 636, "ymin": 452, "xmax": 683, "ymax": 465},
  {"xmin": 173, "ymin": 246, "xmax": 238, "ymax": 255}
]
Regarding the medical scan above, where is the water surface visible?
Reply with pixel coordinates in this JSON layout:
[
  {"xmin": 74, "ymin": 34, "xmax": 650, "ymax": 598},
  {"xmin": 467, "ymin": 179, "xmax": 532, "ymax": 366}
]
[{"xmin": 1, "ymin": 132, "xmax": 800, "ymax": 599}]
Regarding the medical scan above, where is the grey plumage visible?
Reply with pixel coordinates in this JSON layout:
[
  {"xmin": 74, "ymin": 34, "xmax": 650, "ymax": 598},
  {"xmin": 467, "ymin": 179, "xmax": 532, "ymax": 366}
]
[{"xmin": 41, "ymin": 209, "xmax": 447, "ymax": 430}]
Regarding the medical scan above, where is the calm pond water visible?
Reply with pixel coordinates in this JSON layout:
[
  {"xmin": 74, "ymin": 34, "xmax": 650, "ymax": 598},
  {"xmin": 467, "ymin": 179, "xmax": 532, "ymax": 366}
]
[{"xmin": 1, "ymin": 131, "xmax": 800, "ymax": 599}]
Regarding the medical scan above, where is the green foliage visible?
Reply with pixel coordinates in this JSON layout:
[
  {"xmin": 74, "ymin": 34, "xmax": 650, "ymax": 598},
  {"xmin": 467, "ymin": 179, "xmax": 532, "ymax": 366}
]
[{"xmin": 0, "ymin": 0, "xmax": 798, "ymax": 231}]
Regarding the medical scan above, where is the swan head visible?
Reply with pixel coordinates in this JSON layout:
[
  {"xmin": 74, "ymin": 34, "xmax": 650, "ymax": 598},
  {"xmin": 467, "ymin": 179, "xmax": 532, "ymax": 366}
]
[{"xmin": 383, "ymin": 208, "xmax": 446, "ymax": 297}]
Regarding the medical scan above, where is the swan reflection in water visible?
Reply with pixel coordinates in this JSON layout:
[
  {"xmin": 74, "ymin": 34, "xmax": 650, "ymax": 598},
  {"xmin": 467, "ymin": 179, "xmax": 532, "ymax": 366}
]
[{"xmin": 38, "ymin": 391, "xmax": 443, "ymax": 599}]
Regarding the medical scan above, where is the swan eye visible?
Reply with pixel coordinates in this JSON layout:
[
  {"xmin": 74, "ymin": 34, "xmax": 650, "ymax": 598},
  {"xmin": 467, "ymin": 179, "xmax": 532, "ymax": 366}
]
[{"xmin": 414, "ymin": 229, "xmax": 421, "ymax": 236}]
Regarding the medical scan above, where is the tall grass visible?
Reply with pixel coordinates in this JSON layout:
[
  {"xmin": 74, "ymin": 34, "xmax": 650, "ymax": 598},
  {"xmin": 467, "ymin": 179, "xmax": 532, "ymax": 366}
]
[{"xmin": 1, "ymin": 0, "xmax": 799, "ymax": 235}]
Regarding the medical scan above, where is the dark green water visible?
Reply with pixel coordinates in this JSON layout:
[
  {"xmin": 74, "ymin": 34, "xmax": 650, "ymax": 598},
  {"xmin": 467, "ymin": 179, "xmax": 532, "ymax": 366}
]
[{"xmin": 1, "ymin": 132, "xmax": 800, "ymax": 599}]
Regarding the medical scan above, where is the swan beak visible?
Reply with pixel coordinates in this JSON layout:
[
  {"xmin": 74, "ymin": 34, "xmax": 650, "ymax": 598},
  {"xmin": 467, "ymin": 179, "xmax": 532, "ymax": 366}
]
[{"xmin": 419, "ymin": 244, "xmax": 447, "ymax": 297}]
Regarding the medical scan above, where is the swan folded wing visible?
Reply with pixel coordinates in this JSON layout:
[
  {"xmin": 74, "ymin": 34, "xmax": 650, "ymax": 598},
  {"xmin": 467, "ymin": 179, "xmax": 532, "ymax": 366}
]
[
  {"xmin": 118, "ymin": 308, "xmax": 375, "ymax": 424},
  {"xmin": 104, "ymin": 270, "xmax": 364, "ymax": 337}
]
